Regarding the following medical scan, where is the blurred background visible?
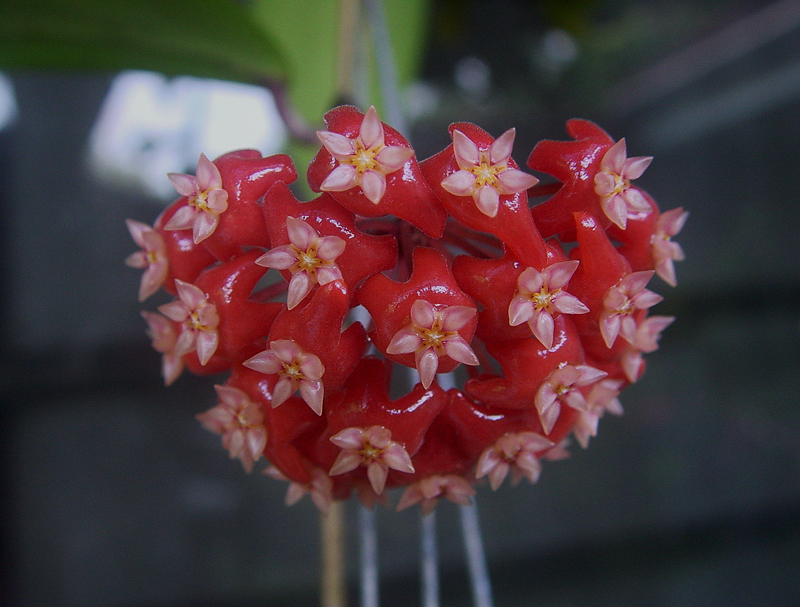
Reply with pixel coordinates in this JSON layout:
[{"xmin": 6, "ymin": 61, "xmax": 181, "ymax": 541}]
[{"xmin": 2, "ymin": 0, "xmax": 800, "ymax": 605}]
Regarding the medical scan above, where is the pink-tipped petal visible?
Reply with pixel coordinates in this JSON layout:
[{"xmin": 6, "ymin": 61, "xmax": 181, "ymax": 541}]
[
  {"xmin": 271, "ymin": 377, "xmax": 295, "ymax": 408},
  {"xmin": 475, "ymin": 184, "xmax": 500, "ymax": 218},
  {"xmin": 441, "ymin": 170, "xmax": 477, "ymax": 196},
  {"xmin": 376, "ymin": 145, "xmax": 414, "ymax": 172},
  {"xmin": 256, "ymin": 246, "xmax": 296, "ymax": 270},
  {"xmin": 367, "ymin": 462, "xmax": 389, "ymax": 494},
  {"xmin": 286, "ymin": 271, "xmax": 313, "ymax": 309},
  {"xmin": 316, "ymin": 235, "xmax": 346, "ymax": 260},
  {"xmin": 440, "ymin": 305, "xmax": 476, "ymax": 331},
  {"xmin": 382, "ymin": 443, "xmax": 415, "ymax": 473},
  {"xmin": 192, "ymin": 212, "xmax": 218, "ymax": 243},
  {"xmin": 163, "ymin": 205, "xmax": 196, "ymax": 231},
  {"xmin": 167, "ymin": 172, "xmax": 197, "ymax": 197},
  {"xmin": 508, "ymin": 297, "xmax": 533, "ymax": 326},
  {"xmin": 530, "ymin": 309, "xmax": 555, "ymax": 349},
  {"xmin": 601, "ymin": 138, "xmax": 627, "ymax": 173},
  {"xmin": 387, "ymin": 328, "xmax": 423, "ymax": 355},
  {"xmin": 286, "ymin": 216, "xmax": 318, "ymax": 249},
  {"xmin": 623, "ymin": 155, "xmax": 652, "ymax": 179},
  {"xmin": 544, "ymin": 260, "xmax": 580, "ymax": 289},
  {"xmin": 317, "ymin": 130, "xmax": 356, "ymax": 157},
  {"xmin": 360, "ymin": 170, "xmax": 386, "ymax": 204},
  {"xmin": 602, "ymin": 195, "xmax": 628, "ymax": 230},
  {"xmin": 329, "ymin": 451, "xmax": 363, "ymax": 476},
  {"xmin": 452, "ymin": 130, "xmax": 481, "ymax": 167},
  {"xmin": 195, "ymin": 330, "xmax": 219, "ymax": 365},
  {"xmin": 410, "ymin": 299, "xmax": 436, "ymax": 328},
  {"xmin": 195, "ymin": 153, "xmax": 222, "ymax": 189},
  {"xmin": 489, "ymin": 128, "xmax": 515, "ymax": 164},
  {"xmin": 496, "ymin": 168, "xmax": 538, "ymax": 193},
  {"xmin": 443, "ymin": 337, "xmax": 479, "ymax": 366},
  {"xmin": 243, "ymin": 350, "xmax": 282, "ymax": 375},
  {"xmin": 320, "ymin": 164, "xmax": 358, "ymax": 192},
  {"xmin": 359, "ymin": 106, "xmax": 385, "ymax": 149},
  {"xmin": 299, "ymin": 379, "xmax": 324, "ymax": 415},
  {"xmin": 416, "ymin": 348, "xmax": 439, "ymax": 389}
]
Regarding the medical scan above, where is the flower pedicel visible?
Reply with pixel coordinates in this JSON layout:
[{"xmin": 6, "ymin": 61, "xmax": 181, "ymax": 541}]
[{"xmin": 127, "ymin": 106, "xmax": 686, "ymax": 513}]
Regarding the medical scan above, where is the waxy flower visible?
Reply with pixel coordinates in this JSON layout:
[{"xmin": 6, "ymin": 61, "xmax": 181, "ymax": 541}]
[
  {"xmin": 125, "ymin": 219, "xmax": 168, "ymax": 301},
  {"xmin": 652, "ymin": 208, "xmax": 689, "ymax": 286},
  {"xmin": 572, "ymin": 379, "xmax": 624, "ymax": 448},
  {"xmin": 397, "ymin": 475, "xmax": 476, "ymax": 514},
  {"xmin": 508, "ymin": 260, "xmax": 589, "ymax": 348},
  {"xmin": 329, "ymin": 425, "xmax": 415, "ymax": 495},
  {"xmin": 620, "ymin": 315, "xmax": 675, "ymax": 382},
  {"xmin": 266, "ymin": 466, "xmax": 334, "ymax": 514},
  {"xmin": 386, "ymin": 299, "xmax": 479, "ymax": 389},
  {"xmin": 599, "ymin": 271, "xmax": 663, "ymax": 348},
  {"xmin": 316, "ymin": 106, "xmax": 414, "ymax": 204},
  {"xmin": 441, "ymin": 128, "xmax": 539, "ymax": 218},
  {"xmin": 141, "ymin": 310, "xmax": 184, "ymax": 386},
  {"xmin": 243, "ymin": 339, "xmax": 325, "ymax": 414},
  {"xmin": 164, "ymin": 153, "xmax": 229, "ymax": 243},
  {"xmin": 196, "ymin": 385, "xmax": 267, "ymax": 473},
  {"xmin": 594, "ymin": 138, "xmax": 653, "ymax": 230},
  {"xmin": 476, "ymin": 432, "xmax": 555, "ymax": 490},
  {"xmin": 535, "ymin": 364, "xmax": 607, "ymax": 434},
  {"xmin": 257, "ymin": 216, "xmax": 346, "ymax": 309},
  {"xmin": 157, "ymin": 279, "xmax": 220, "ymax": 365}
]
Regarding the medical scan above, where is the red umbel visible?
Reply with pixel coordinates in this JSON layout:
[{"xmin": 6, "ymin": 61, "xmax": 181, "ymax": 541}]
[{"xmin": 127, "ymin": 109, "xmax": 685, "ymax": 512}]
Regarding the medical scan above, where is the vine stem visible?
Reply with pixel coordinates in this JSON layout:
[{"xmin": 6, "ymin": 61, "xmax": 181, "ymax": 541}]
[{"xmin": 321, "ymin": 502, "xmax": 347, "ymax": 607}]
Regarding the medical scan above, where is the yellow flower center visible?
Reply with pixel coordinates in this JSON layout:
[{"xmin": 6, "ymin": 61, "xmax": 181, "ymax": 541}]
[
  {"xmin": 360, "ymin": 442, "xmax": 384, "ymax": 463},
  {"xmin": 470, "ymin": 156, "xmax": 503, "ymax": 188},
  {"xmin": 347, "ymin": 141, "xmax": 381, "ymax": 175},
  {"xmin": 419, "ymin": 317, "xmax": 457, "ymax": 353},
  {"xmin": 291, "ymin": 245, "xmax": 325, "ymax": 278},
  {"xmin": 530, "ymin": 287, "xmax": 557, "ymax": 312},
  {"xmin": 281, "ymin": 360, "xmax": 305, "ymax": 382},
  {"xmin": 610, "ymin": 173, "xmax": 629, "ymax": 196}
]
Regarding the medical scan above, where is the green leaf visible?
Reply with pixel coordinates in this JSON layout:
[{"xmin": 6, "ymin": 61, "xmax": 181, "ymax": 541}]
[
  {"xmin": 250, "ymin": 0, "xmax": 431, "ymax": 128},
  {"xmin": 250, "ymin": 0, "xmax": 341, "ymax": 129},
  {"xmin": 0, "ymin": 0, "xmax": 287, "ymax": 83}
]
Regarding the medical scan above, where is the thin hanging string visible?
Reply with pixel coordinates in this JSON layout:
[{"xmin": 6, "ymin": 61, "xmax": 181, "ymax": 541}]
[
  {"xmin": 359, "ymin": 504, "xmax": 380, "ymax": 607},
  {"xmin": 460, "ymin": 503, "xmax": 494, "ymax": 607},
  {"xmin": 362, "ymin": 0, "xmax": 408, "ymax": 135},
  {"xmin": 420, "ymin": 510, "xmax": 440, "ymax": 607}
]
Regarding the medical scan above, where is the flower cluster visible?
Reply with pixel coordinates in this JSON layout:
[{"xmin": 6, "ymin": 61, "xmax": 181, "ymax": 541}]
[{"xmin": 127, "ymin": 107, "xmax": 686, "ymax": 513}]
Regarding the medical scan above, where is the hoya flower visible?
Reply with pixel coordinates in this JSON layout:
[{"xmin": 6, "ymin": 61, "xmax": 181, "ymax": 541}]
[
  {"xmin": 599, "ymin": 271, "xmax": 663, "ymax": 348},
  {"xmin": 620, "ymin": 315, "xmax": 676, "ymax": 382},
  {"xmin": 196, "ymin": 385, "xmax": 267, "ymax": 473},
  {"xmin": 572, "ymin": 379, "xmax": 624, "ymax": 449},
  {"xmin": 329, "ymin": 425, "xmax": 415, "ymax": 495},
  {"xmin": 475, "ymin": 432, "xmax": 555, "ymax": 490},
  {"xmin": 652, "ymin": 208, "xmax": 689, "ymax": 287},
  {"xmin": 141, "ymin": 310, "xmax": 184, "ymax": 385},
  {"xmin": 386, "ymin": 299, "xmax": 479, "ymax": 389},
  {"xmin": 256, "ymin": 216, "xmax": 345, "ymax": 309},
  {"xmin": 243, "ymin": 340, "xmax": 325, "ymax": 414},
  {"xmin": 125, "ymin": 219, "xmax": 168, "ymax": 301},
  {"xmin": 317, "ymin": 106, "xmax": 414, "ymax": 204},
  {"xmin": 535, "ymin": 364, "xmax": 607, "ymax": 434},
  {"xmin": 164, "ymin": 153, "xmax": 229, "ymax": 243},
  {"xmin": 157, "ymin": 279, "xmax": 220, "ymax": 365},
  {"xmin": 593, "ymin": 138, "xmax": 653, "ymax": 230},
  {"xmin": 508, "ymin": 260, "xmax": 589, "ymax": 348},
  {"xmin": 397, "ymin": 475, "xmax": 476, "ymax": 514},
  {"xmin": 441, "ymin": 128, "xmax": 539, "ymax": 218},
  {"xmin": 265, "ymin": 466, "xmax": 334, "ymax": 514}
]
